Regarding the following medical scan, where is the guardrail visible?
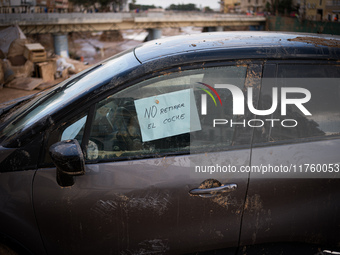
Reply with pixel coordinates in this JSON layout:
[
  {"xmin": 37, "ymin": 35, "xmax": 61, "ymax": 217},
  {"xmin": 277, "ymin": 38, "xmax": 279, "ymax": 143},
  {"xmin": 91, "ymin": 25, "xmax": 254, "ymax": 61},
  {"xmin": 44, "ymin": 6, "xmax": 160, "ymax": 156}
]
[
  {"xmin": 0, "ymin": 12, "xmax": 266, "ymax": 34},
  {"xmin": 0, "ymin": 12, "xmax": 265, "ymax": 25}
]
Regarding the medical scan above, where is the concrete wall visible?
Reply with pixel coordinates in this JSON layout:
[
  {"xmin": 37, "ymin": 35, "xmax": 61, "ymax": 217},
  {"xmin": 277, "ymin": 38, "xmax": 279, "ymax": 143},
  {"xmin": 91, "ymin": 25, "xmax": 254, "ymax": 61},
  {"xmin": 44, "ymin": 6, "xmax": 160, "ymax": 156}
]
[{"xmin": 267, "ymin": 16, "xmax": 340, "ymax": 35}]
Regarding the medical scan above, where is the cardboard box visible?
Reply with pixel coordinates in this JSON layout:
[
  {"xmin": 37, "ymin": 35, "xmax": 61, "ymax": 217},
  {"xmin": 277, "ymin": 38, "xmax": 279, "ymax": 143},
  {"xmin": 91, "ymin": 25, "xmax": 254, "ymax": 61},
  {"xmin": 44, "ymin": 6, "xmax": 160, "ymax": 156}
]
[
  {"xmin": 36, "ymin": 60, "xmax": 56, "ymax": 82},
  {"xmin": 24, "ymin": 43, "xmax": 47, "ymax": 63}
]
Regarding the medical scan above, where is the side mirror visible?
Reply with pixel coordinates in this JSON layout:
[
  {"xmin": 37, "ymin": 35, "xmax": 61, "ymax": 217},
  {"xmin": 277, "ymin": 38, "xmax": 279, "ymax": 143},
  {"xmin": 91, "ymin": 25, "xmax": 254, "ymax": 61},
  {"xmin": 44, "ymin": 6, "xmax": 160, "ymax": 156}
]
[{"xmin": 49, "ymin": 139, "xmax": 85, "ymax": 187}]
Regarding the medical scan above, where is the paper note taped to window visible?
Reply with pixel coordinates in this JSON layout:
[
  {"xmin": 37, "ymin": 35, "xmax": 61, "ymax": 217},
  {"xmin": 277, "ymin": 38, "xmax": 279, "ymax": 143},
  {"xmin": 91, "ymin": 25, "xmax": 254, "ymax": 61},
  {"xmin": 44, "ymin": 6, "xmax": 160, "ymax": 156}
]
[{"xmin": 134, "ymin": 89, "xmax": 201, "ymax": 142}]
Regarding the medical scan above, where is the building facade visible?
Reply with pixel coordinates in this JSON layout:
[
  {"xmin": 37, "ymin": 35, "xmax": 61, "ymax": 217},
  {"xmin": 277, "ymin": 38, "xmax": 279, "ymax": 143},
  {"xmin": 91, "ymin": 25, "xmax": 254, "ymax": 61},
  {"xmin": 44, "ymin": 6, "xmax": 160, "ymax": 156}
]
[
  {"xmin": 239, "ymin": 0, "xmax": 268, "ymax": 13},
  {"xmin": 324, "ymin": 0, "xmax": 340, "ymax": 20},
  {"xmin": 305, "ymin": 0, "xmax": 326, "ymax": 20},
  {"xmin": 220, "ymin": 0, "xmax": 242, "ymax": 13},
  {"xmin": 0, "ymin": 0, "xmax": 69, "ymax": 13},
  {"xmin": 303, "ymin": 0, "xmax": 340, "ymax": 20},
  {"xmin": 0, "ymin": 0, "xmax": 131, "ymax": 13}
]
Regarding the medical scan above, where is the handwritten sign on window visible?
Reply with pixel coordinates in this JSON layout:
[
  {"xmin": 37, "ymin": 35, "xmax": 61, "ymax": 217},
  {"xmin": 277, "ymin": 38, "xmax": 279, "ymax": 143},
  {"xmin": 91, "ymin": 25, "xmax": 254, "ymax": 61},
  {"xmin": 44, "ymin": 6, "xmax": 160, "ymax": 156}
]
[{"xmin": 134, "ymin": 89, "xmax": 201, "ymax": 142}]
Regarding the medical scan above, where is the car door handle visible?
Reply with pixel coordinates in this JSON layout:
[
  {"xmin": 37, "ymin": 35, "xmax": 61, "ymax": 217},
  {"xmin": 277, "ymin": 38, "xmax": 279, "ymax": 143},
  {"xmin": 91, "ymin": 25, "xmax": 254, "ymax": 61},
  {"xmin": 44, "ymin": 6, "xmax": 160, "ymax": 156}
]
[{"xmin": 189, "ymin": 183, "xmax": 237, "ymax": 198}]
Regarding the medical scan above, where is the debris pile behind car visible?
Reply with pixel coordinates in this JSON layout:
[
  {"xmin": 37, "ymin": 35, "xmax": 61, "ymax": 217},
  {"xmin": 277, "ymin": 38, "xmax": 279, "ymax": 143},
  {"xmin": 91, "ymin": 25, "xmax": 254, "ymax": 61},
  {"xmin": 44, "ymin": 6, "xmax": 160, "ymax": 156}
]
[
  {"xmin": 0, "ymin": 26, "xmax": 90, "ymax": 92},
  {"xmin": 100, "ymin": 30, "xmax": 124, "ymax": 42}
]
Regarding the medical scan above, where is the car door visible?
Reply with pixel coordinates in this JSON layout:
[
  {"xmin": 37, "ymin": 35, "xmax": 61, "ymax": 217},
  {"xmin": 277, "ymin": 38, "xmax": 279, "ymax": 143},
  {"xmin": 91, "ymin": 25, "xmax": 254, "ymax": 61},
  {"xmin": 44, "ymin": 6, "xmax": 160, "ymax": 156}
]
[
  {"xmin": 240, "ymin": 61, "xmax": 340, "ymax": 253},
  {"xmin": 33, "ymin": 62, "xmax": 261, "ymax": 254}
]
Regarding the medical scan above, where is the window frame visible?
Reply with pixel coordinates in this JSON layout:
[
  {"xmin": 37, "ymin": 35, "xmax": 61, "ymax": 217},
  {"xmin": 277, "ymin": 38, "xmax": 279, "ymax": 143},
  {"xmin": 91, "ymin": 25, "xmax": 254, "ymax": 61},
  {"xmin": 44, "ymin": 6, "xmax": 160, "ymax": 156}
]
[{"xmin": 41, "ymin": 60, "xmax": 263, "ymax": 167}]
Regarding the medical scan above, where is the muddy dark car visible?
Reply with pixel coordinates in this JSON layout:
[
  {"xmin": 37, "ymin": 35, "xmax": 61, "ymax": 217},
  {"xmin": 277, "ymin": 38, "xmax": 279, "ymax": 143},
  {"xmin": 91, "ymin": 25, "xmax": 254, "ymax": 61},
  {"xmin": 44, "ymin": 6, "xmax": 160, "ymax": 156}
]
[{"xmin": 0, "ymin": 32, "xmax": 340, "ymax": 255}]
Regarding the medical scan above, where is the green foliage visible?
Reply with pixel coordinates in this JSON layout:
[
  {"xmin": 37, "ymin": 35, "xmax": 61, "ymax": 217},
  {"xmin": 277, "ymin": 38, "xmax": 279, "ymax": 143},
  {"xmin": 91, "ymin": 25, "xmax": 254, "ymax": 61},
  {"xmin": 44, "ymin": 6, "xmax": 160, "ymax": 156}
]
[
  {"xmin": 167, "ymin": 3, "xmax": 200, "ymax": 11},
  {"xmin": 269, "ymin": 0, "xmax": 295, "ymax": 15},
  {"xmin": 69, "ymin": 0, "xmax": 86, "ymax": 5},
  {"xmin": 129, "ymin": 4, "xmax": 159, "ymax": 11},
  {"xmin": 203, "ymin": 6, "xmax": 214, "ymax": 12},
  {"xmin": 98, "ymin": 0, "xmax": 112, "ymax": 6},
  {"xmin": 69, "ymin": 0, "xmax": 125, "ymax": 8},
  {"xmin": 278, "ymin": 0, "xmax": 293, "ymax": 14}
]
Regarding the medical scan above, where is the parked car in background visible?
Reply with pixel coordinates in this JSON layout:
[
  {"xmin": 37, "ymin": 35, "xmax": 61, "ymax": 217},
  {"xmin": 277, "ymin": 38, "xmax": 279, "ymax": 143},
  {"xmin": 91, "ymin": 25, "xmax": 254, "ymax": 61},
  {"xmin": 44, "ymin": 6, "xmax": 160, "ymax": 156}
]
[{"xmin": 0, "ymin": 32, "xmax": 339, "ymax": 255}]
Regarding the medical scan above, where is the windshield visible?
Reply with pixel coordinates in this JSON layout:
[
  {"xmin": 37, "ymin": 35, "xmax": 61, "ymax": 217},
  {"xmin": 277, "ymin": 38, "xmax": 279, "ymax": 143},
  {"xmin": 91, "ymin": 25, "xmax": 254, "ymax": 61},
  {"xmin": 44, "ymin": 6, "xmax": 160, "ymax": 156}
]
[{"xmin": 0, "ymin": 49, "xmax": 138, "ymax": 142}]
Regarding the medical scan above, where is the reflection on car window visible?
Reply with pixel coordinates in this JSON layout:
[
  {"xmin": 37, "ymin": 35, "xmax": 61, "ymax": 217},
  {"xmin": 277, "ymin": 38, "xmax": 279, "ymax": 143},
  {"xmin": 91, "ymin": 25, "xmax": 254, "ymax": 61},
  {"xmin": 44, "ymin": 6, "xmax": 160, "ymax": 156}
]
[
  {"xmin": 255, "ymin": 64, "xmax": 340, "ymax": 143},
  {"xmin": 43, "ymin": 113, "xmax": 88, "ymax": 165},
  {"xmin": 61, "ymin": 116, "xmax": 87, "ymax": 141},
  {"xmin": 87, "ymin": 66, "xmax": 248, "ymax": 161},
  {"xmin": 1, "ymin": 51, "xmax": 134, "ymax": 140}
]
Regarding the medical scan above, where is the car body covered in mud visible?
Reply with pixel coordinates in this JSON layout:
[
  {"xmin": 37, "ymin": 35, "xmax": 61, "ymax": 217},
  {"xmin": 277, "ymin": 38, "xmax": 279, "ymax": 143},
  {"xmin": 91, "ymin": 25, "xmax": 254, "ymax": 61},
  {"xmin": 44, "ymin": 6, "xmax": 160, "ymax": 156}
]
[{"xmin": 0, "ymin": 32, "xmax": 340, "ymax": 255}]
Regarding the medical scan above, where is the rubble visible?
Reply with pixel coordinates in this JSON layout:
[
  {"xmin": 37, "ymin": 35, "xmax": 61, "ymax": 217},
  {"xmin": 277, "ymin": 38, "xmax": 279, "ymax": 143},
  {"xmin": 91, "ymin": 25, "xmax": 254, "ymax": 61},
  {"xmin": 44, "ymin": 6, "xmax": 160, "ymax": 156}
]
[
  {"xmin": 8, "ymin": 38, "xmax": 29, "ymax": 59},
  {"xmin": 5, "ymin": 77, "xmax": 43, "ymax": 91},
  {"xmin": 0, "ymin": 60, "xmax": 4, "ymax": 89},
  {"xmin": 36, "ymin": 60, "xmax": 57, "ymax": 82},
  {"xmin": 2, "ymin": 60, "xmax": 15, "ymax": 84},
  {"xmin": 7, "ymin": 59, "xmax": 34, "ymax": 79},
  {"xmin": 7, "ymin": 38, "xmax": 29, "ymax": 66},
  {"xmin": 56, "ymin": 58, "xmax": 75, "ymax": 78},
  {"xmin": 2, "ymin": 55, "xmax": 89, "ymax": 92},
  {"xmin": 100, "ymin": 30, "xmax": 124, "ymax": 42},
  {"xmin": 23, "ymin": 43, "xmax": 47, "ymax": 63},
  {"xmin": 0, "ymin": 25, "xmax": 26, "ymax": 57},
  {"xmin": 0, "ymin": 25, "xmax": 91, "ymax": 95}
]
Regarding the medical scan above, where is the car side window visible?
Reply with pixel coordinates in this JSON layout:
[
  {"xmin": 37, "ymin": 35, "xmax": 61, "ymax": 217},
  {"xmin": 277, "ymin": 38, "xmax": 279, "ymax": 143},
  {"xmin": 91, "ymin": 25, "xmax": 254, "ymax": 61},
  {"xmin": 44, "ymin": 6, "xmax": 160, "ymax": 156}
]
[
  {"xmin": 255, "ymin": 64, "xmax": 340, "ymax": 143},
  {"xmin": 86, "ymin": 66, "xmax": 248, "ymax": 161},
  {"xmin": 61, "ymin": 116, "xmax": 87, "ymax": 141},
  {"xmin": 42, "ymin": 113, "xmax": 88, "ymax": 165}
]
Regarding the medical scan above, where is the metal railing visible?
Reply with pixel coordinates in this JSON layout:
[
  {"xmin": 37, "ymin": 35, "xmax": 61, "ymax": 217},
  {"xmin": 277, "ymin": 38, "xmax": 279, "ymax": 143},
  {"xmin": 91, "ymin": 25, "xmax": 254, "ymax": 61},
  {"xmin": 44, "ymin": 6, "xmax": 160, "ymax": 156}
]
[{"xmin": 0, "ymin": 12, "xmax": 266, "ymax": 25}]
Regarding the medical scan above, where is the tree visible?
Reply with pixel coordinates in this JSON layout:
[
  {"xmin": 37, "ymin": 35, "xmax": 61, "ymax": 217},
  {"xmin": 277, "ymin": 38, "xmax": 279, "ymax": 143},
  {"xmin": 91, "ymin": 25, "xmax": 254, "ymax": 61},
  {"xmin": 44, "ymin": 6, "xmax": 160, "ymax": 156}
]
[
  {"xmin": 268, "ymin": 0, "xmax": 295, "ymax": 15},
  {"xmin": 203, "ymin": 6, "xmax": 214, "ymax": 12},
  {"xmin": 167, "ymin": 3, "xmax": 200, "ymax": 11},
  {"xmin": 129, "ymin": 3, "xmax": 158, "ymax": 11},
  {"xmin": 69, "ymin": 0, "xmax": 127, "ymax": 11},
  {"xmin": 278, "ymin": 0, "xmax": 293, "ymax": 15},
  {"xmin": 69, "ymin": 0, "xmax": 90, "ymax": 5}
]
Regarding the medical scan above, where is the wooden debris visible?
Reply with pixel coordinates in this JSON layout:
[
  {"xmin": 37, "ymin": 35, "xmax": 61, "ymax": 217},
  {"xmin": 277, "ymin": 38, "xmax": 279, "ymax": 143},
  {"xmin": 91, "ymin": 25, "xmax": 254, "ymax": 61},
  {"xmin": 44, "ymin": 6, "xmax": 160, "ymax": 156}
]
[
  {"xmin": 36, "ymin": 60, "xmax": 56, "ymax": 82},
  {"xmin": 24, "ymin": 43, "xmax": 47, "ymax": 63},
  {"xmin": 9, "ymin": 60, "xmax": 34, "ymax": 79},
  {"xmin": 0, "ymin": 60, "xmax": 4, "ymax": 89},
  {"xmin": 5, "ymin": 77, "xmax": 43, "ymax": 91}
]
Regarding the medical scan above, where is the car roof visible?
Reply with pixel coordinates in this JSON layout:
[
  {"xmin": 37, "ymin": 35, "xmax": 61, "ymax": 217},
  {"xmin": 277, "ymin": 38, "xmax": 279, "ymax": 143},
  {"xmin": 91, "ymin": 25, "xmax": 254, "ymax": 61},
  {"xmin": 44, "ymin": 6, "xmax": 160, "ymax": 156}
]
[{"xmin": 134, "ymin": 31, "xmax": 340, "ymax": 63}]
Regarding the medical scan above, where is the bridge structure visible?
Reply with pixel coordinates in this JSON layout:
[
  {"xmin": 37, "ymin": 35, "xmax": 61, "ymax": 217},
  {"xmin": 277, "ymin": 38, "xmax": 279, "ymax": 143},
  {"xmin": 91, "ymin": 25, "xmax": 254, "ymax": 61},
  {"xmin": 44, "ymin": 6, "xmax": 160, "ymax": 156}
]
[{"xmin": 0, "ymin": 12, "xmax": 266, "ymax": 57}]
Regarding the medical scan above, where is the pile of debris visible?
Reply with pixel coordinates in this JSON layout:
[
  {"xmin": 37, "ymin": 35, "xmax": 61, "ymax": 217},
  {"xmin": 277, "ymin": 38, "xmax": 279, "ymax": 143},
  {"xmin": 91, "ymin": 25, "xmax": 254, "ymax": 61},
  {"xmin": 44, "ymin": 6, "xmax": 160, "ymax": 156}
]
[
  {"xmin": 0, "ymin": 26, "xmax": 90, "ymax": 92},
  {"xmin": 100, "ymin": 30, "xmax": 124, "ymax": 42}
]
